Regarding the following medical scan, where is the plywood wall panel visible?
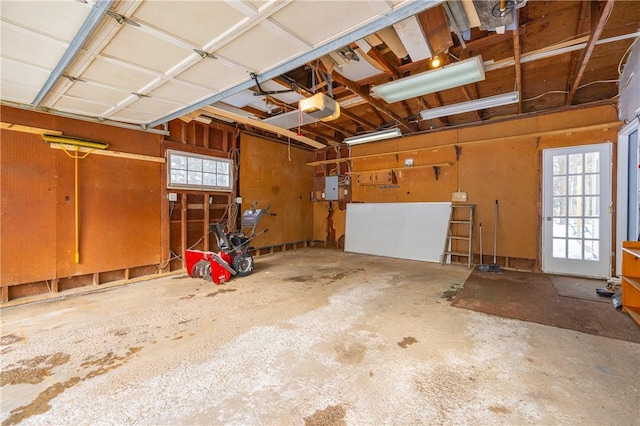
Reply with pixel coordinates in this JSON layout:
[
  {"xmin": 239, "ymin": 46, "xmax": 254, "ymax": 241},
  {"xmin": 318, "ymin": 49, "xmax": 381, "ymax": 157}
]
[
  {"xmin": 239, "ymin": 135, "xmax": 314, "ymax": 247},
  {"xmin": 319, "ymin": 105, "xmax": 621, "ymax": 267},
  {"xmin": 1, "ymin": 131, "xmax": 57, "ymax": 285}
]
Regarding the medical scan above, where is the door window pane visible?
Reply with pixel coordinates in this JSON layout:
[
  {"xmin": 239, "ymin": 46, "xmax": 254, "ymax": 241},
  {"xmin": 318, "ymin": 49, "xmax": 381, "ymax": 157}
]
[
  {"xmin": 568, "ymin": 218, "xmax": 583, "ymax": 238},
  {"xmin": 553, "ymin": 155, "xmax": 567, "ymax": 175},
  {"xmin": 584, "ymin": 240, "xmax": 599, "ymax": 261},
  {"xmin": 568, "ymin": 175, "xmax": 582, "ymax": 195},
  {"xmin": 569, "ymin": 197, "xmax": 583, "ymax": 216},
  {"xmin": 553, "ymin": 238, "xmax": 566, "ymax": 258},
  {"xmin": 553, "ymin": 218, "xmax": 567, "ymax": 238},
  {"xmin": 568, "ymin": 239, "xmax": 583, "ymax": 259},
  {"xmin": 553, "ymin": 197, "xmax": 567, "ymax": 216},
  {"xmin": 569, "ymin": 154, "xmax": 583, "ymax": 174},
  {"xmin": 584, "ymin": 197, "xmax": 599, "ymax": 217},
  {"xmin": 584, "ymin": 152, "xmax": 599, "ymax": 173},
  {"xmin": 584, "ymin": 218, "xmax": 599, "ymax": 239},
  {"xmin": 553, "ymin": 176, "xmax": 566, "ymax": 196},
  {"xmin": 584, "ymin": 174, "xmax": 599, "ymax": 195}
]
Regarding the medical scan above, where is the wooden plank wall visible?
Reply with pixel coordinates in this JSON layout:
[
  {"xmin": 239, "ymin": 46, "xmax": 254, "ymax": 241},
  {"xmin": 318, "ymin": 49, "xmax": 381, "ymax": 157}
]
[{"xmin": 313, "ymin": 104, "xmax": 621, "ymax": 271}]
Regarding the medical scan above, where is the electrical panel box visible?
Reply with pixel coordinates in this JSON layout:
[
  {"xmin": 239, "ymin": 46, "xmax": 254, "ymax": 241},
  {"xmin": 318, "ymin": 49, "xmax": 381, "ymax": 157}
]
[{"xmin": 324, "ymin": 176, "xmax": 339, "ymax": 200}]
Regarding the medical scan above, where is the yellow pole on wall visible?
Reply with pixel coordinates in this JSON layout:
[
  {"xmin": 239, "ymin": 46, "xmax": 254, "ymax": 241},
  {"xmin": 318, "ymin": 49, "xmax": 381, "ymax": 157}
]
[
  {"xmin": 41, "ymin": 134, "xmax": 108, "ymax": 264},
  {"xmin": 74, "ymin": 145, "xmax": 80, "ymax": 264}
]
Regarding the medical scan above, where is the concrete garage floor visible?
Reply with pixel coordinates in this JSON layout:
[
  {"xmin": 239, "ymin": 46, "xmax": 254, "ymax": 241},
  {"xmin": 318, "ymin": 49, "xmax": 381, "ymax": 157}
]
[{"xmin": 1, "ymin": 249, "xmax": 639, "ymax": 425}]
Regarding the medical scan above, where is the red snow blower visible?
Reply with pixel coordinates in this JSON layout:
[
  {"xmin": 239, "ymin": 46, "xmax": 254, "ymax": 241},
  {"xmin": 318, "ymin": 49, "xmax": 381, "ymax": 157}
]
[{"xmin": 185, "ymin": 204, "xmax": 274, "ymax": 284}]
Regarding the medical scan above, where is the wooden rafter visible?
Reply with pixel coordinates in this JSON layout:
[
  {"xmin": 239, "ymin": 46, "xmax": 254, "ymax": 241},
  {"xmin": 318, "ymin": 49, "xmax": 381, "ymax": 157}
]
[
  {"xmin": 512, "ymin": 9, "xmax": 523, "ymax": 114},
  {"xmin": 567, "ymin": 0, "xmax": 615, "ymax": 103},
  {"xmin": 566, "ymin": 0, "xmax": 591, "ymax": 105}
]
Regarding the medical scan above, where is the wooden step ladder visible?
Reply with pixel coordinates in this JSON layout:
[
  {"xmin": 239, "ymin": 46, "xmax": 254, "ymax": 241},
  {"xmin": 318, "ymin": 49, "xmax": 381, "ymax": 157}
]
[{"xmin": 442, "ymin": 204, "xmax": 474, "ymax": 268}]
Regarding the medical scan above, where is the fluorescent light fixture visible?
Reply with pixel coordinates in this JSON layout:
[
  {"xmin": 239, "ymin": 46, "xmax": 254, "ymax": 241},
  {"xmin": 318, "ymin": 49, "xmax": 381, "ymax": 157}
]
[
  {"xmin": 371, "ymin": 56, "xmax": 485, "ymax": 103},
  {"xmin": 419, "ymin": 91, "xmax": 520, "ymax": 120},
  {"xmin": 343, "ymin": 128, "xmax": 402, "ymax": 145}
]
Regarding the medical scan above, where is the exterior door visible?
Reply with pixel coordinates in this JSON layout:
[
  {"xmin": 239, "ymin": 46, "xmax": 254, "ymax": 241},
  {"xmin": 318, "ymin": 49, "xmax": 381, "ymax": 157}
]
[{"xmin": 542, "ymin": 143, "xmax": 612, "ymax": 277}]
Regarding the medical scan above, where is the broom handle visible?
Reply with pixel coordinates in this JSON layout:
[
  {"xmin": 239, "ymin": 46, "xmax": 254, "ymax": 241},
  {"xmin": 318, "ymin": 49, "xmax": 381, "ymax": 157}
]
[{"xmin": 493, "ymin": 200, "xmax": 498, "ymax": 263}]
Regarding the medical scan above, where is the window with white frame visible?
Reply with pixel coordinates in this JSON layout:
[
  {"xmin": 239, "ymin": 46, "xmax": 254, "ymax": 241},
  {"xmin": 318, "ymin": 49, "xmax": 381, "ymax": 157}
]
[{"xmin": 167, "ymin": 149, "xmax": 232, "ymax": 191}]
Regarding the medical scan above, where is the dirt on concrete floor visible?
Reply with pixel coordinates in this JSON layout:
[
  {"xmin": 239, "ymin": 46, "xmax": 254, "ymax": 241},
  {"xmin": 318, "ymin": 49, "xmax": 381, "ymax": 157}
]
[{"xmin": 1, "ymin": 249, "xmax": 639, "ymax": 425}]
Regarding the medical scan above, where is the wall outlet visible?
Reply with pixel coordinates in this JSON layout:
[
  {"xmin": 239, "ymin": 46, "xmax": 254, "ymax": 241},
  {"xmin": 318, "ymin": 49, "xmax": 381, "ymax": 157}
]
[
  {"xmin": 167, "ymin": 193, "xmax": 178, "ymax": 201},
  {"xmin": 452, "ymin": 191, "xmax": 468, "ymax": 202}
]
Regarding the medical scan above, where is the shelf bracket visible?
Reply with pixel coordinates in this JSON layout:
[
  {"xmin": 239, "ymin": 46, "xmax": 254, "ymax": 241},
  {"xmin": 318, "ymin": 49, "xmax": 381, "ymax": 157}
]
[{"xmin": 433, "ymin": 166, "xmax": 440, "ymax": 181}]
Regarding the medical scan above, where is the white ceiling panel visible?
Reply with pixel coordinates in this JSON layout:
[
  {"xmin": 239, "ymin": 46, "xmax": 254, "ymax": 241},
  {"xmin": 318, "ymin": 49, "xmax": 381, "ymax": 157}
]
[
  {"xmin": 109, "ymin": 107, "xmax": 162, "ymax": 123},
  {"xmin": 125, "ymin": 96, "xmax": 182, "ymax": 116},
  {"xmin": 215, "ymin": 21, "xmax": 309, "ymax": 73},
  {"xmin": 223, "ymin": 90, "xmax": 262, "ymax": 108},
  {"xmin": 149, "ymin": 80, "xmax": 213, "ymax": 105},
  {"xmin": 101, "ymin": 25, "xmax": 191, "ymax": 74},
  {"xmin": 335, "ymin": 50, "xmax": 383, "ymax": 82},
  {"xmin": 244, "ymin": 1, "xmax": 268, "ymax": 11},
  {"xmin": 65, "ymin": 82, "xmax": 129, "ymax": 107},
  {"xmin": 53, "ymin": 95, "xmax": 112, "ymax": 116},
  {"xmin": 0, "ymin": 81, "xmax": 40, "ymax": 104},
  {"xmin": 81, "ymin": 56, "xmax": 157, "ymax": 92},
  {"xmin": 0, "ymin": 23, "xmax": 69, "ymax": 69},
  {"xmin": 175, "ymin": 57, "xmax": 248, "ymax": 92},
  {"xmin": 0, "ymin": 0, "xmax": 91, "ymax": 42},
  {"xmin": 132, "ymin": 1, "xmax": 246, "ymax": 47},
  {"xmin": 270, "ymin": 1, "xmax": 392, "ymax": 46},
  {"xmin": 0, "ymin": 57, "xmax": 50, "ymax": 90}
]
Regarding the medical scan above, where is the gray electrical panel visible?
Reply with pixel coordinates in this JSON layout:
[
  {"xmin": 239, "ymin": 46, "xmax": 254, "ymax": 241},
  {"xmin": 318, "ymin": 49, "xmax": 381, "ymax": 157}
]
[{"xmin": 324, "ymin": 176, "xmax": 339, "ymax": 200}]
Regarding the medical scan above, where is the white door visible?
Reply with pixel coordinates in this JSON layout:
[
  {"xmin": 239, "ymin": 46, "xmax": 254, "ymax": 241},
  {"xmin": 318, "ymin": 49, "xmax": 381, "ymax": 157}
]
[{"xmin": 542, "ymin": 143, "xmax": 612, "ymax": 277}]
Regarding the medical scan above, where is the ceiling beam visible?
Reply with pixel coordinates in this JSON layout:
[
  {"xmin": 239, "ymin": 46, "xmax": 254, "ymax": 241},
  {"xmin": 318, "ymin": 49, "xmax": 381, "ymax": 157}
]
[
  {"xmin": 328, "ymin": 69, "xmax": 413, "ymax": 132},
  {"xmin": 202, "ymin": 106, "xmax": 327, "ymax": 149},
  {"xmin": 565, "ymin": 0, "xmax": 591, "ymax": 105},
  {"xmin": 512, "ymin": 9, "xmax": 523, "ymax": 114},
  {"xmin": 567, "ymin": 0, "xmax": 615, "ymax": 103}
]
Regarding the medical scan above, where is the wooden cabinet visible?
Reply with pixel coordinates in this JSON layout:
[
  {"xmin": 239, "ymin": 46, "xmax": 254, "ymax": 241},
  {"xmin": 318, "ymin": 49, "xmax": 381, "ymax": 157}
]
[{"xmin": 621, "ymin": 241, "xmax": 640, "ymax": 326}]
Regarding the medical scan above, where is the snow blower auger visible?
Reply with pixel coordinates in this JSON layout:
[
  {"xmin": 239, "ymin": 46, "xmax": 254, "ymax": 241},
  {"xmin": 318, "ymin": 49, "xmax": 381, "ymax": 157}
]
[{"xmin": 185, "ymin": 204, "xmax": 275, "ymax": 284}]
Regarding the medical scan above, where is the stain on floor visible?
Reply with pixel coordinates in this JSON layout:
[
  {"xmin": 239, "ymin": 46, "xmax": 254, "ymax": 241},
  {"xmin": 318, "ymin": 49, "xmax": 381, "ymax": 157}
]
[
  {"xmin": 1, "ymin": 353, "xmax": 70, "ymax": 386},
  {"xmin": 397, "ymin": 337, "xmax": 417, "ymax": 348},
  {"xmin": 304, "ymin": 404, "xmax": 347, "ymax": 426}
]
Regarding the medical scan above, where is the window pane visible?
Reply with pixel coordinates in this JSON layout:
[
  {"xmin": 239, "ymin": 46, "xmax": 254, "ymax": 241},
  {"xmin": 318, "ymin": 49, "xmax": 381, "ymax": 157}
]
[
  {"xmin": 553, "ymin": 218, "xmax": 567, "ymax": 237},
  {"xmin": 568, "ymin": 218, "xmax": 582, "ymax": 238},
  {"xmin": 584, "ymin": 174, "xmax": 599, "ymax": 195},
  {"xmin": 217, "ymin": 162, "xmax": 229, "ymax": 174},
  {"xmin": 584, "ymin": 152, "xmax": 599, "ymax": 173},
  {"xmin": 584, "ymin": 240, "xmax": 599, "ymax": 261},
  {"xmin": 584, "ymin": 196, "xmax": 599, "ymax": 217},
  {"xmin": 553, "ymin": 238, "xmax": 566, "ymax": 258},
  {"xmin": 584, "ymin": 218, "xmax": 599, "ymax": 239},
  {"xmin": 203, "ymin": 159, "xmax": 216, "ymax": 173},
  {"xmin": 203, "ymin": 173, "xmax": 216, "ymax": 186},
  {"xmin": 188, "ymin": 171, "xmax": 202, "ymax": 185},
  {"xmin": 217, "ymin": 174, "xmax": 229, "ymax": 187},
  {"xmin": 568, "ymin": 175, "xmax": 582, "ymax": 195},
  {"xmin": 171, "ymin": 169, "xmax": 186, "ymax": 184},
  {"xmin": 568, "ymin": 197, "xmax": 583, "ymax": 216},
  {"xmin": 188, "ymin": 157, "xmax": 202, "ymax": 172},
  {"xmin": 553, "ymin": 176, "xmax": 566, "ymax": 196},
  {"xmin": 568, "ymin": 154, "xmax": 583, "ymax": 174},
  {"xmin": 553, "ymin": 197, "xmax": 567, "ymax": 216},
  {"xmin": 568, "ymin": 239, "xmax": 582, "ymax": 259},
  {"xmin": 553, "ymin": 155, "xmax": 567, "ymax": 175},
  {"xmin": 171, "ymin": 155, "xmax": 186, "ymax": 170}
]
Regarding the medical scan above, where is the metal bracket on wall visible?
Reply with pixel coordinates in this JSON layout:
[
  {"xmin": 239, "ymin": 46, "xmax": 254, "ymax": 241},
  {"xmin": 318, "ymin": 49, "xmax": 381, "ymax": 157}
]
[{"xmin": 433, "ymin": 166, "xmax": 440, "ymax": 181}]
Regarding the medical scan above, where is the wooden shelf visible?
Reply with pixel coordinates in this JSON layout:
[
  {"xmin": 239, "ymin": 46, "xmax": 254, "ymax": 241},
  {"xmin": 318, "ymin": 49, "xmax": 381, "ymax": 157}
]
[
  {"xmin": 347, "ymin": 162, "xmax": 452, "ymax": 174},
  {"xmin": 621, "ymin": 241, "xmax": 640, "ymax": 327}
]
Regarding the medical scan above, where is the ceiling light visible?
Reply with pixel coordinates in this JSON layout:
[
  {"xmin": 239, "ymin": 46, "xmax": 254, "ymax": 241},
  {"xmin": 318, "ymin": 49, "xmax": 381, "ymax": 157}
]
[
  {"xmin": 372, "ymin": 56, "xmax": 485, "ymax": 103},
  {"xmin": 343, "ymin": 128, "xmax": 402, "ymax": 145},
  {"xmin": 419, "ymin": 91, "xmax": 520, "ymax": 121},
  {"xmin": 430, "ymin": 56, "xmax": 441, "ymax": 68}
]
